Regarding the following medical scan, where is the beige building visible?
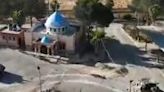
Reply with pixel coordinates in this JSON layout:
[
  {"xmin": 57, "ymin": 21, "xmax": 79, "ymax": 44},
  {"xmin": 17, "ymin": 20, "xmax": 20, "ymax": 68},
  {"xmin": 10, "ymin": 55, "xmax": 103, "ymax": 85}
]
[
  {"xmin": 0, "ymin": 24, "xmax": 25, "ymax": 48},
  {"xmin": 112, "ymin": 0, "xmax": 133, "ymax": 18},
  {"xmin": 48, "ymin": 0, "xmax": 133, "ymax": 19}
]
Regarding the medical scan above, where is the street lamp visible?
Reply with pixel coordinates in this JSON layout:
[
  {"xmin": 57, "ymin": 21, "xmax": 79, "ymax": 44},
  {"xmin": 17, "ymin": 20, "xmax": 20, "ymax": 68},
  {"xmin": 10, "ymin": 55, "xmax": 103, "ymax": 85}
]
[
  {"xmin": 37, "ymin": 66, "xmax": 42, "ymax": 92},
  {"xmin": 129, "ymin": 80, "xmax": 133, "ymax": 92}
]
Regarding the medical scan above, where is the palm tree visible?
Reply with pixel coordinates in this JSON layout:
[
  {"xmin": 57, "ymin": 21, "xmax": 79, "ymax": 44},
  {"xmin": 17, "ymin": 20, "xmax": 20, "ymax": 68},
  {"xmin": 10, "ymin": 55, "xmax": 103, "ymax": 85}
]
[
  {"xmin": 11, "ymin": 10, "xmax": 25, "ymax": 27},
  {"xmin": 90, "ymin": 29, "xmax": 106, "ymax": 55},
  {"xmin": 149, "ymin": 4, "xmax": 161, "ymax": 24},
  {"xmin": 131, "ymin": 0, "xmax": 161, "ymax": 25}
]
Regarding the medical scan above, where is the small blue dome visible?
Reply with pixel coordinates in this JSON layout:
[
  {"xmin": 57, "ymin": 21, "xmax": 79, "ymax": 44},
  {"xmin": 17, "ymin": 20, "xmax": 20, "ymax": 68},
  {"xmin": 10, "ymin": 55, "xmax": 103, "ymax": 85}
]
[
  {"xmin": 41, "ymin": 35, "xmax": 52, "ymax": 46},
  {"xmin": 45, "ymin": 11, "xmax": 69, "ymax": 28}
]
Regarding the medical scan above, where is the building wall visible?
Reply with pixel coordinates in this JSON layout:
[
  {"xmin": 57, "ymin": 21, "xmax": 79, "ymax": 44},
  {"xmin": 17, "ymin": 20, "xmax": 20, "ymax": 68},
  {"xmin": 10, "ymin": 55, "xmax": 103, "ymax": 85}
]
[
  {"xmin": 24, "ymin": 31, "xmax": 32, "ymax": 48},
  {"xmin": 32, "ymin": 32, "xmax": 45, "ymax": 41},
  {"xmin": 59, "ymin": 34, "xmax": 75, "ymax": 51},
  {"xmin": 25, "ymin": 31, "xmax": 46, "ymax": 46},
  {"xmin": 0, "ymin": 34, "xmax": 19, "ymax": 47},
  {"xmin": 25, "ymin": 30, "xmax": 76, "ymax": 51},
  {"xmin": 113, "ymin": 11, "xmax": 134, "ymax": 19}
]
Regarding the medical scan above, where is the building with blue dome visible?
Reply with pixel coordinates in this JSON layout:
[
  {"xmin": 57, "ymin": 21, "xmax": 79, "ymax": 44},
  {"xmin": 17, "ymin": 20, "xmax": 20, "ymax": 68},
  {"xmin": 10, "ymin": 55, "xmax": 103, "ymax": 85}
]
[
  {"xmin": 45, "ymin": 11, "xmax": 69, "ymax": 28},
  {"xmin": 24, "ymin": 10, "xmax": 83, "ymax": 55}
]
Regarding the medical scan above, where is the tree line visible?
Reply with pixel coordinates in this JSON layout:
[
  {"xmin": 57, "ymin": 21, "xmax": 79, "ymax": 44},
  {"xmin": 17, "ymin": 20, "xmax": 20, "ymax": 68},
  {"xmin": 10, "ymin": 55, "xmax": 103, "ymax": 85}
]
[
  {"xmin": 130, "ymin": 0, "xmax": 164, "ymax": 25},
  {"xmin": 0, "ymin": 0, "xmax": 47, "ymax": 26},
  {"xmin": 0, "ymin": 0, "xmax": 115, "ymax": 27},
  {"xmin": 0, "ymin": 0, "xmax": 46, "ymax": 18}
]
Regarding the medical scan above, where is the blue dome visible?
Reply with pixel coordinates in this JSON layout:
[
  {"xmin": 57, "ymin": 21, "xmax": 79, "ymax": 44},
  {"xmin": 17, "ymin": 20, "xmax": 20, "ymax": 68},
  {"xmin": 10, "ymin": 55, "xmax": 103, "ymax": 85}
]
[
  {"xmin": 41, "ymin": 35, "xmax": 53, "ymax": 46},
  {"xmin": 45, "ymin": 11, "xmax": 69, "ymax": 28}
]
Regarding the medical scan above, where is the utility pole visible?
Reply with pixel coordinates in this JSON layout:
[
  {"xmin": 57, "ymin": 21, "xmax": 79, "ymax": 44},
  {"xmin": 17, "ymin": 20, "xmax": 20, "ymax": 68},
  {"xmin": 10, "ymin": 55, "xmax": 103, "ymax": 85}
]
[{"xmin": 37, "ymin": 66, "xmax": 42, "ymax": 92}]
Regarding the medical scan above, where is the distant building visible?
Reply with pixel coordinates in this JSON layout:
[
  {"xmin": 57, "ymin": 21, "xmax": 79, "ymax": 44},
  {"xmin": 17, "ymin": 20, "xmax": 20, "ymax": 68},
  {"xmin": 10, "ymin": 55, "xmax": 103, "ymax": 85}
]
[
  {"xmin": 112, "ymin": 0, "xmax": 133, "ymax": 19},
  {"xmin": 45, "ymin": 0, "xmax": 77, "ymax": 19},
  {"xmin": 48, "ymin": 0, "xmax": 133, "ymax": 19},
  {"xmin": 0, "ymin": 24, "xmax": 25, "ymax": 48},
  {"xmin": 24, "ymin": 10, "xmax": 83, "ymax": 55}
]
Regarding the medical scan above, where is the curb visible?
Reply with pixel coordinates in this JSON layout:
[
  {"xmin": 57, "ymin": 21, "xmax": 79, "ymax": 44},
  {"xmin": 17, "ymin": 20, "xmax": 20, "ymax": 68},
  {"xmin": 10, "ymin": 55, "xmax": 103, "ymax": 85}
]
[
  {"xmin": 158, "ymin": 69, "xmax": 164, "ymax": 78},
  {"xmin": 120, "ymin": 27, "xmax": 139, "ymax": 47}
]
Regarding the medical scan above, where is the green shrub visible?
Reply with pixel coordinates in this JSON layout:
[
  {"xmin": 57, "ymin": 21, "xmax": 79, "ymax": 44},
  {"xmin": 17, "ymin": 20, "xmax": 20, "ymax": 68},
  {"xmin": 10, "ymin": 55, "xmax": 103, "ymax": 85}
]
[
  {"xmin": 123, "ymin": 25, "xmax": 152, "ymax": 43},
  {"xmin": 123, "ymin": 14, "xmax": 133, "ymax": 20}
]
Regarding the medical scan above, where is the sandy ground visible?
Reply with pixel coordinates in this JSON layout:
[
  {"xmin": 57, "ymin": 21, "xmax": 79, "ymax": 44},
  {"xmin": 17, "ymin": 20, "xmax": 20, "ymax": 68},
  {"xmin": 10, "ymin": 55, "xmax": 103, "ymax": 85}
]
[
  {"xmin": 0, "ymin": 47, "xmax": 163, "ymax": 92},
  {"xmin": 0, "ymin": 23, "xmax": 164, "ymax": 92},
  {"xmin": 0, "ymin": 48, "xmax": 123, "ymax": 92}
]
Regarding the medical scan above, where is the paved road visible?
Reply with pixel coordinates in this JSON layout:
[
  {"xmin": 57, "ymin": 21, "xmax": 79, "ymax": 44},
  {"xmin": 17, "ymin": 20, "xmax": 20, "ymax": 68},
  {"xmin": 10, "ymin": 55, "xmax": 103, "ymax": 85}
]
[
  {"xmin": 105, "ymin": 23, "xmax": 164, "ymax": 90},
  {"xmin": 138, "ymin": 26, "xmax": 164, "ymax": 52},
  {"xmin": 0, "ymin": 48, "xmax": 125, "ymax": 92},
  {"xmin": 105, "ymin": 23, "xmax": 141, "ymax": 65}
]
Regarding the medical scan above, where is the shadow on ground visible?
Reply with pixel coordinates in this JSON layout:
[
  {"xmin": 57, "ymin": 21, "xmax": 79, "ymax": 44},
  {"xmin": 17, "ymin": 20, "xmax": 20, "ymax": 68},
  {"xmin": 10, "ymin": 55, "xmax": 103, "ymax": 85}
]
[
  {"xmin": 103, "ymin": 37, "xmax": 164, "ymax": 69},
  {"xmin": 0, "ymin": 72, "xmax": 24, "ymax": 84},
  {"xmin": 59, "ymin": 37, "xmax": 164, "ymax": 69},
  {"xmin": 141, "ymin": 29, "xmax": 164, "ymax": 50}
]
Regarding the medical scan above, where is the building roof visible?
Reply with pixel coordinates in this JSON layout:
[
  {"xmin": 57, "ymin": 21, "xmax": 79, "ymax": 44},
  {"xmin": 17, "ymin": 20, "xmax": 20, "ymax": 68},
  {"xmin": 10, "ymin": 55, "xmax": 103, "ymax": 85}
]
[
  {"xmin": 58, "ymin": 0, "xmax": 77, "ymax": 11},
  {"xmin": 113, "ymin": 0, "xmax": 131, "ymax": 9},
  {"xmin": 1, "ymin": 29, "xmax": 22, "ymax": 34},
  {"xmin": 1, "ymin": 24, "xmax": 23, "ymax": 35},
  {"xmin": 45, "ymin": 11, "xmax": 69, "ymax": 28},
  {"xmin": 0, "ymin": 24, "xmax": 7, "ymax": 31},
  {"xmin": 41, "ymin": 35, "xmax": 53, "ymax": 46},
  {"xmin": 0, "ymin": 24, "xmax": 7, "ymax": 29},
  {"xmin": 48, "ymin": 0, "xmax": 132, "ymax": 11}
]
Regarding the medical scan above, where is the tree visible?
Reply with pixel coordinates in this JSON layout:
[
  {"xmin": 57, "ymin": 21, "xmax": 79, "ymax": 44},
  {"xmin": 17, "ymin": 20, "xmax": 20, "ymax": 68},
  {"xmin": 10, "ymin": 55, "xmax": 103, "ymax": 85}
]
[
  {"xmin": 0, "ymin": 0, "xmax": 47, "ymax": 25},
  {"xmin": 11, "ymin": 10, "xmax": 25, "ymax": 26},
  {"xmin": 149, "ymin": 4, "xmax": 161, "ymax": 23},
  {"xmin": 159, "ymin": 0, "xmax": 164, "ymax": 14},
  {"xmin": 0, "ymin": 0, "xmax": 24, "ymax": 18},
  {"xmin": 23, "ymin": 0, "xmax": 47, "ymax": 26},
  {"xmin": 74, "ymin": 0, "xmax": 98, "ymax": 26},
  {"xmin": 130, "ymin": 0, "xmax": 161, "ymax": 25},
  {"xmin": 50, "ymin": 0, "xmax": 60, "ymax": 12},
  {"xmin": 0, "ymin": 0, "xmax": 10, "ymax": 18},
  {"xmin": 74, "ymin": 0, "xmax": 114, "ymax": 27},
  {"xmin": 103, "ymin": 0, "xmax": 114, "ymax": 8},
  {"xmin": 91, "ymin": 29, "xmax": 106, "ymax": 54},
  {"xmin": 91, "ymin": 3, "xmax": 114, "ymax": 27},
  {"xmin": 74, "ymin": 0, "xmax": 113, "ymax": 54}
]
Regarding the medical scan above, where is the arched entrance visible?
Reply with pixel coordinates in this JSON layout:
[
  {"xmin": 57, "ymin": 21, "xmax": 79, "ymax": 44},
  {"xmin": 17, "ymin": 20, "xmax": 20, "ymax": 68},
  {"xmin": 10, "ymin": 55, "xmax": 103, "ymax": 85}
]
[
  {"xmin": 40, "ymin": 45, "xmax": 48, "ymax": 54},
  {"xmin": 54, "ymin": 41, "xmax": 66, "ymax": 51}
]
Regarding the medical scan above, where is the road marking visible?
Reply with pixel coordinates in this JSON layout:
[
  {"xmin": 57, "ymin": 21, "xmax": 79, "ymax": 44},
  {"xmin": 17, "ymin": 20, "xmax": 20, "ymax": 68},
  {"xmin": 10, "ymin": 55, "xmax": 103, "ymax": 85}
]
[
  {"xmin": 120, "ymin": 27, "xmax": 138, "ymax": 47},
  {"xmin": 38, "ymin": 74, "xmax": 124, "ymax": 92},
  {"xmin": 101, "ymin": 39, "xmax": 115, "ymax": 63}
]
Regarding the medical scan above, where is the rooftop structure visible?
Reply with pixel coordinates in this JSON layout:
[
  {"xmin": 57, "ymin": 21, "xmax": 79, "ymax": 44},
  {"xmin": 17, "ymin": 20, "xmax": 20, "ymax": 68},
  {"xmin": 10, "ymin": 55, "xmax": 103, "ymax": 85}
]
[
  {"xmin": 0, "ymin": 24, "xmax": 25, "ymax": 48},
  {"xmin": 48, "ymin": 0, "xmax": 132, "ymax": 11},
  {"xmin": 41, "ymin": 35, "xmax": 54, "ymax": 46},
  {"xmin": 47, "ymin": 0, "xmax": 133, "ymax": 19},
  {"xmin": 45, "ymin": 11, "xmax": 69, "ymax": 28},
  {"xmin": 113, "ymin": 0, "xmax": 132, "ymax": 9},
  {"xmin": 0, "ymin": 24, "xmax": 23, "ymax": 34}
]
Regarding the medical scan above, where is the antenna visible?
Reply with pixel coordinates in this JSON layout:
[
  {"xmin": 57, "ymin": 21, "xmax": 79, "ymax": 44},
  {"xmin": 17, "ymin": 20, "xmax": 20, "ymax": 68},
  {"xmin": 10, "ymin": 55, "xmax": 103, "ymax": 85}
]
[{"xmin": 55, "ymin": 0, "xmax": 60, "ymax": 11}]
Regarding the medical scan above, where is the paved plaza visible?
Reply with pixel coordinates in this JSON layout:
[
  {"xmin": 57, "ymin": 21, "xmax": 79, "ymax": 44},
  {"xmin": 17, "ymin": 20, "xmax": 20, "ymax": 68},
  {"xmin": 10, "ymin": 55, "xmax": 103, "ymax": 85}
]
[{"xmin": 0, "ymin": 24, "xmax": 164, "ymax": 92}]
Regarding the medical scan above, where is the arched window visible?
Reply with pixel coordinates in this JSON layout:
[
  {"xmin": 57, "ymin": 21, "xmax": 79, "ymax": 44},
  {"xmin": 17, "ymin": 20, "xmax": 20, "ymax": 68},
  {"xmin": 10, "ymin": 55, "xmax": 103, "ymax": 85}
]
[
  {"xmin": 62, "ymin": 27, "xmax": 65, "ymax": 32},
  {"xmin": 50, "ymin": 28, "xmax": 53, "ymax": 32},
  {"xmin": 54, "ymin": 28, "xmax": 56, "ymax": 32},
  {"xmin": 50, "ymin": 28, "xmax": 56, "ymax": 32}
]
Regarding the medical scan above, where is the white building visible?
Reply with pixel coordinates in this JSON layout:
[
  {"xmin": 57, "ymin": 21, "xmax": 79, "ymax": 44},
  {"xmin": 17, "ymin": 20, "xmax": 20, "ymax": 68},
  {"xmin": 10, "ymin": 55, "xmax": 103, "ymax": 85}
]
[{"xmin": 24, "ymin": 11, "xmax": 83, "ymax": 55}]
